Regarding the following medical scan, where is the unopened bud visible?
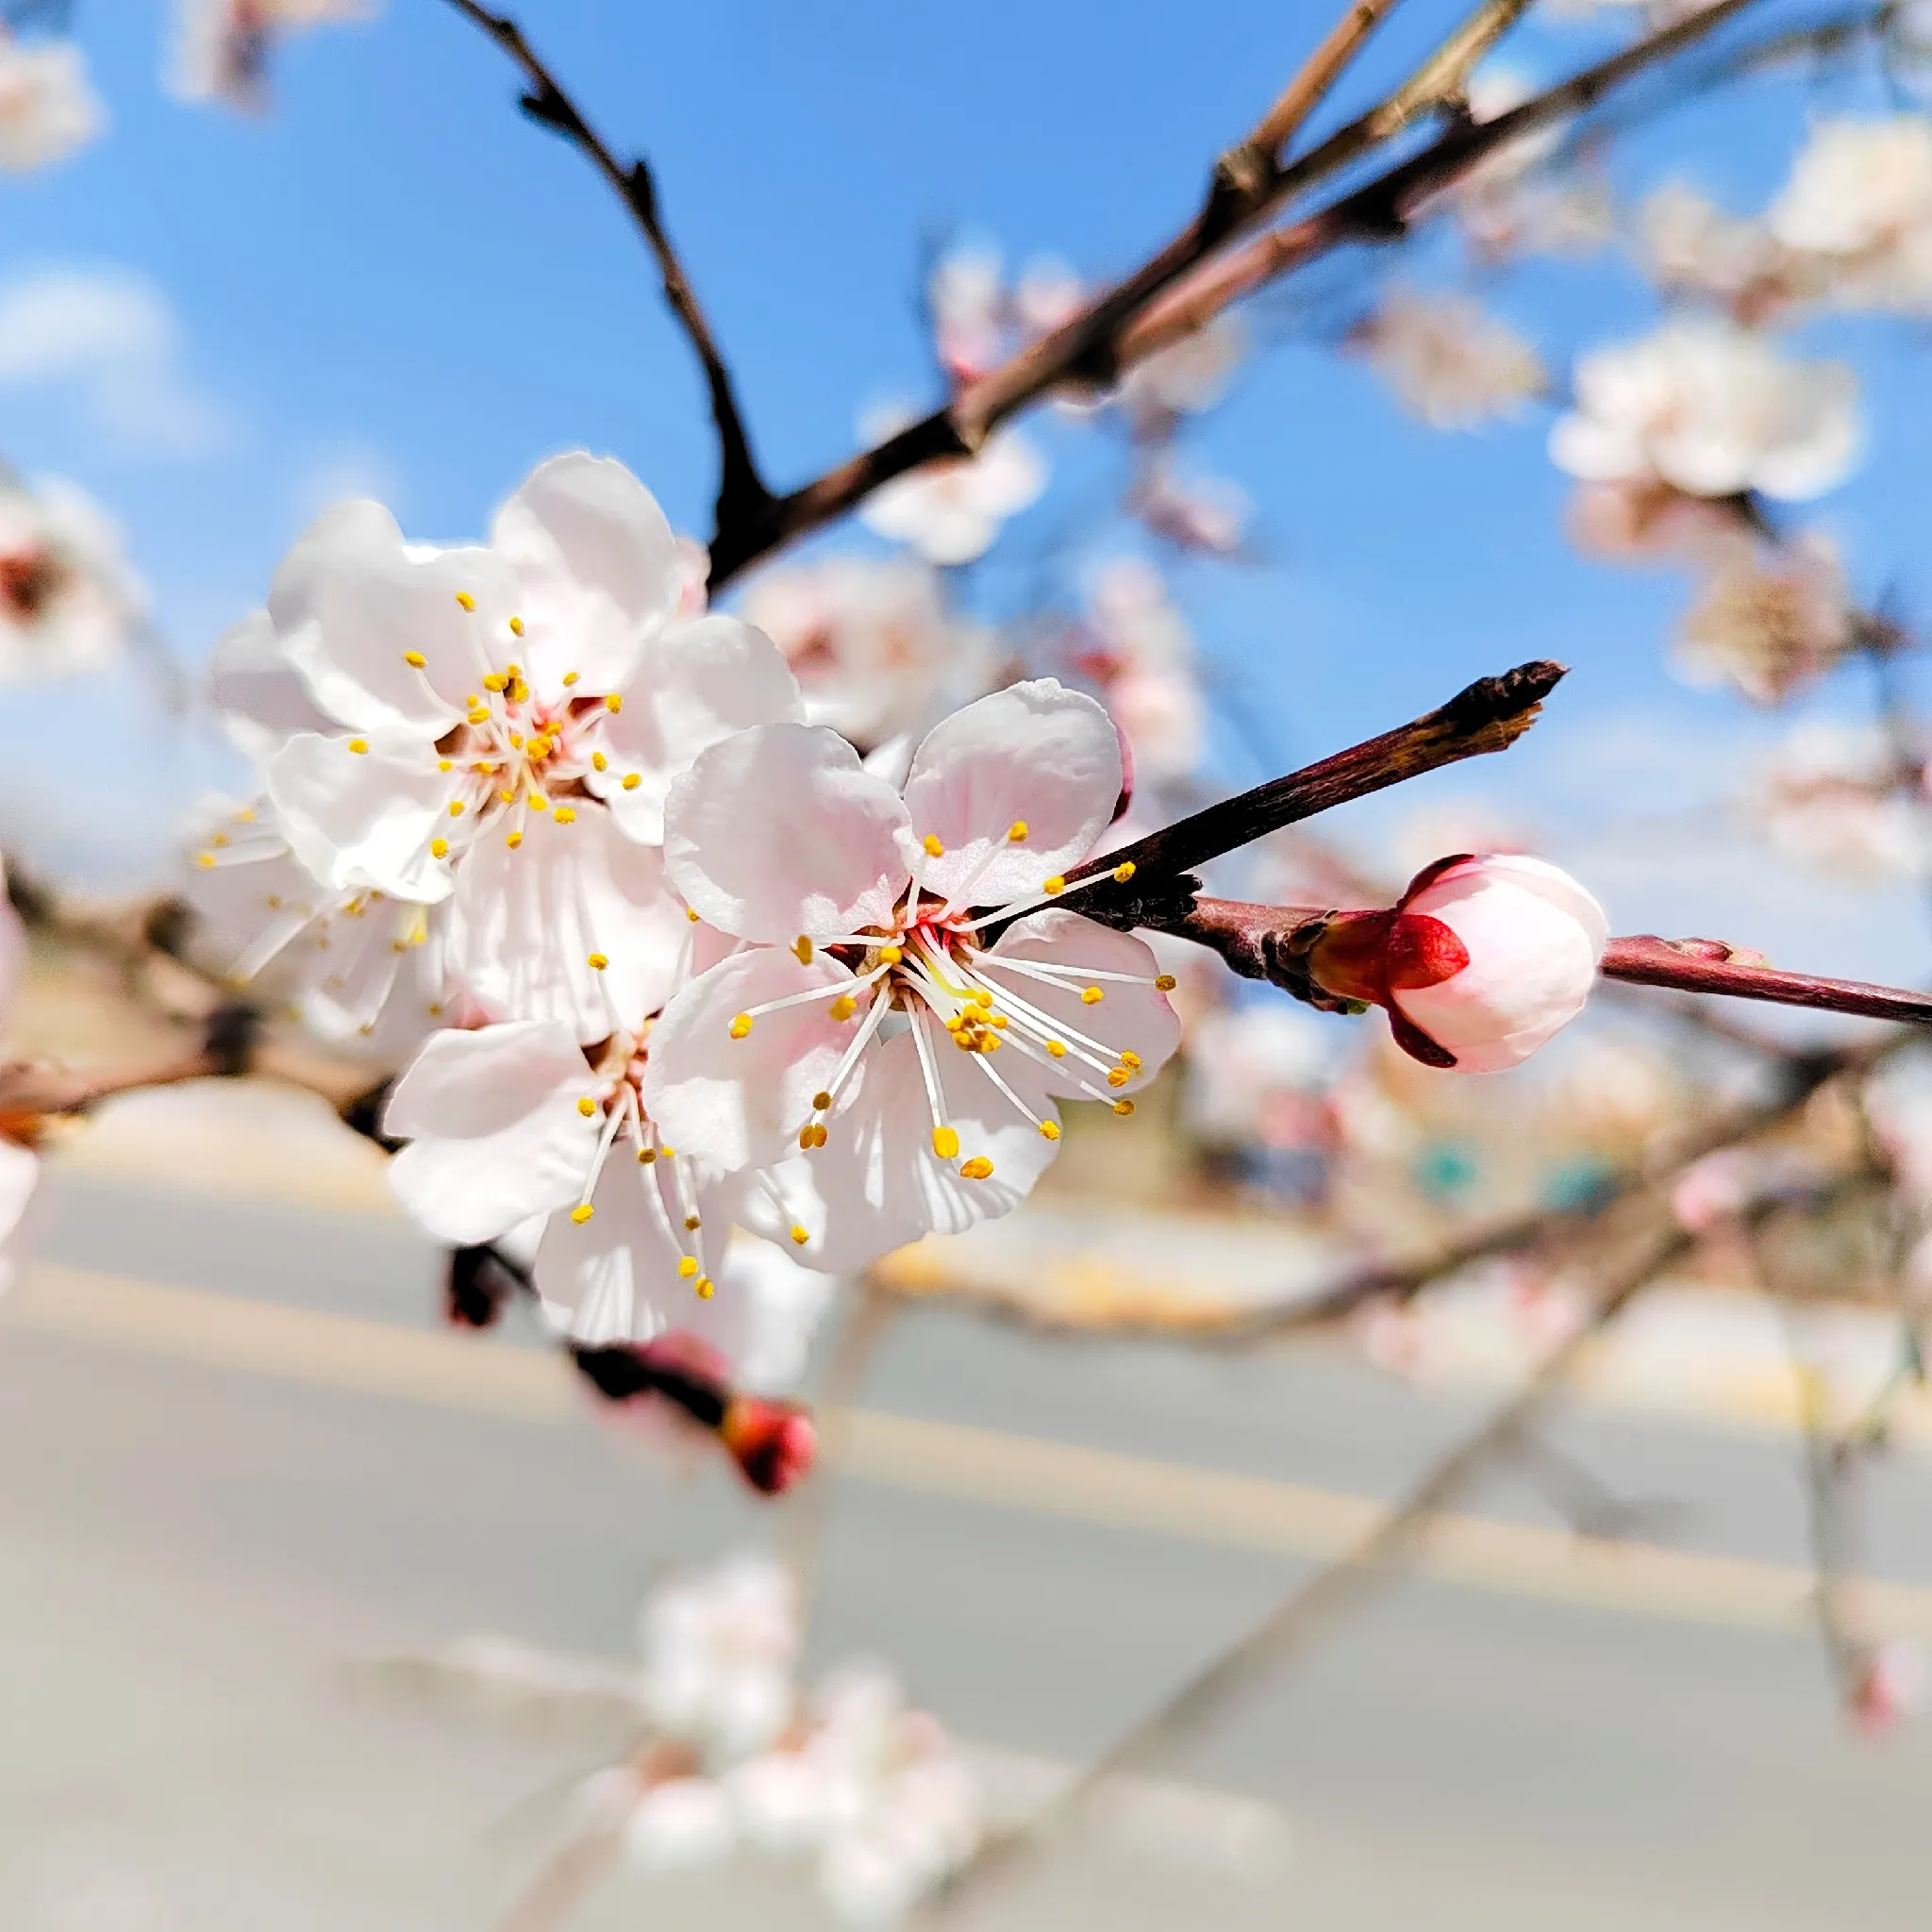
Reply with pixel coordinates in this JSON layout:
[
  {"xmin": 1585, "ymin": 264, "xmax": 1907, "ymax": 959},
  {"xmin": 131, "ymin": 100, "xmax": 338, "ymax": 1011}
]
[{"xmin": 720, "ymin": 1396, "xmax": 817, "ymax": 1495}]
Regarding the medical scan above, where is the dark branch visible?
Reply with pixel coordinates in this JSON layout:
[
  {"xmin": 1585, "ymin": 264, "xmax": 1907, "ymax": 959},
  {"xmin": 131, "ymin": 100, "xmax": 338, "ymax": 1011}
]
[
  {"xmin": 437, "ymin": 0, "xmax": 773, "ymax": 547},
  {"xmin": 1600, "ymin": 936, "xmax": 1932, "ymax": 1026}
]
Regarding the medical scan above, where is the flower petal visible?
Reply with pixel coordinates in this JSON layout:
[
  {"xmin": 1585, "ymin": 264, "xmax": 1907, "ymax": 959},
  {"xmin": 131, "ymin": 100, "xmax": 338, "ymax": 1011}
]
[
  {"xmin": 978, "ymin": 910, "xmax": 1180, "ymax": 1098},
  {"xmin": 490, "ymin": 451, "xmax": 680, "ymax": 703},
  {"xmin": 209, "ymin": 608, "xmax": 338, "ymax": 770},
  {"xmin": 266, "ymin": 730, "xmax": 454, "ymax": 902},
  {"xmin": 448, "ymin": 808, "xmax": 691, "ymax": 1044},
  {"xmin": 663, "ymin": 723, "xmax": 910, "ymax": 942},
  {"xmin": 270, "ymin": 499, "xmax": 510, "ymax": 731},
  {"xmin": 383, "ymin": 1021, "xmax": 600, "ymax": 1243},
  {"xmin": 587, "ymin": 614, "xmax": 806, "ymax": 843},
  {"xmin": 643, "ymin": 946, "xmax": 859, "ymax": 1173},
  {"xmin": 903, "ymin": 680, "xmax": 1122, "ymax": 905}
]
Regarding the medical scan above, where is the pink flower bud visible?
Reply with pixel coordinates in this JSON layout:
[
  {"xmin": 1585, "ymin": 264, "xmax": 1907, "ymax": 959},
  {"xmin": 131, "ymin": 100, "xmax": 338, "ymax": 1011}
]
[
  {"xmin": 1308, "ymin": 854, "xmax": 1608, "ymax": 1072},
  {"xmin": 721, "ymin": 1397, "xmax": 818, "ymax": 1496}
]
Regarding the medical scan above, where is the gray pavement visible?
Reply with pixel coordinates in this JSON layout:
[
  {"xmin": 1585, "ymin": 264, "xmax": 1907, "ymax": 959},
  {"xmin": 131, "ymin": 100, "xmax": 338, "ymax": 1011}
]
[{"xmin": 3, "ymin": 1169, "xmax": 1932, "ymax": 1928}]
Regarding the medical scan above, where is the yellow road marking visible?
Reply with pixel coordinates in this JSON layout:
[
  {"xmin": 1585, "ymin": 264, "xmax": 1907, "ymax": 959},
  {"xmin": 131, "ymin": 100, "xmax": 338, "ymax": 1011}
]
[{"xmin": 10, "ymin": 1263, "xmax": 1932, "ymax": 1642}]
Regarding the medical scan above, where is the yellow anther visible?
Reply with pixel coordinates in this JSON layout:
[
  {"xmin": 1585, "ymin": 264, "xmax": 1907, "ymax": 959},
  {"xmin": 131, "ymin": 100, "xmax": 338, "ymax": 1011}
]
[
  {"xmin": 639, "ymin": 1147, "xmax": 658, "ymax": 1164},
  {"xmin": 455, "ymin": 591, "xmax": 476, "ymax": 611},
  {"xmin": 943, "ymin": 1011, "xmax": 965, "ymax": 1032},
  {"xmin": 658, "ymin": 1145, "xmax": 675, "ymax": 1158},
  {"xmin": 793, "ymin": 935, "xmax": 814, "ymax": 965},
  {"xmin": 677, "ymin": 1256, "xmax": 698, "ymax": 1278},
  {"xmin": 525, "ymin": 738, "xmax": 549, "ymax": 760},
  {"xmin": 686, "ymin": 907, "xmax": 702, "ymax": 923},
  {"xmin": 576, "ymin": 1097, "xmax": 597, "ymax": 1118},
  {"xmin": 508, "ymin": 732, "xmax": 524, "ymax": 750},
  {"xmin": 1045, "ymin": 1041, "xmax": 1068, "ymax": 1059},
  {"xmin": 1039, "ymin": 1120, "xmax": 1061, "ymax": 1141},
  {"xmin": 972, "ymin": 988, "xmax": 993, "ymax": 1008},
  {"xmin": 506, "ymin": 662, "xmax": 522, "ymax": 679},
  {"xmin": 1008, "ymin": 820, "xmax": 1028, "ymax": 842},
  {"xmin": 694, "ymin": 1276, "xmax": 714, "ymax": 1299},
  {"xmin": 1107, "ymin": 1067, "xmax": 1131, "ymax": 1088},
  {"xmin": 570, "ymin": 1203, "xmax": 595, "ymax": 1224},
  {"xmin": 1112, "ymin": 861, "xmax": 1137, "ymax": 884},
  {"xmin": 923, "ymin": 833, "xmax": 944, "ymax": 858},
  {"xmin": 1044, "ymin": 874, "xmax": 1066, "ymax": 895},
  {"xmin": 430, "ymin": 838, "xmax": 449, "ymax": 859},
  {"xmin": 467, "ymin": 708, "xmax": 490, "ymax": 725},
  {"xmin": 528, "ymin": 795, "xmax": 547, "ymax": 813},
  {"xmin": 506, "ymin": 831, "xmax": 524, "ymax": 849},
  {"xmin": 1155, "ymin": 974, "xmax": 1177, "ymax": 992},
  {"xmin": 348, "ymin": 739, "xmax": 369, "ymax": 755},
  {"xmin": 989, "ymin": 1013, "xmax": 1008, "ymax": 1029},
  {"xmin": 482, "ymin": 673, "xmax": 508, "ymax": 692},
  {"xmin": 235, "ymin": 807, "xmax": 256, "ymax": 822},
  {"xmin": 195, "ymin": 852, "xmax": 216, "ymax": 869},
  {"xmin": 953, "ymin": 1029, "xmax": 976, "ymax": 1051},
  {"xmin": 799, "ymin": 1123, "xmax": 827, "ymax": 1150},
  {"xmin": 684, "ymin": 1214, "xmax": 701, "ymax": 1231},
  {"xmin": 552, "ymin": 806, "xmax": 577, "ymax": 824},
  {"xmin": 605, "ymin": 693, "xmax": 623, "ymax": 713},
  {"xmin": 790, "ymin": 1224, "xmax": 809, "ymax": 1246},
  {"xmin": 464, "ymin": 693, "xmax": 479, "ymax": 708},
  {"xmin": 729, "ymin": 1013, "xmax": 753, "ymax": 1040},
  {"xmin": 562, "ymin": 670, "xmax": 579, "ymax": 687},
  {"xmin": 1081, "ymin": 986, "xmax": 1104, "ymax": 1006},
  {"xmin": 265, "ymin": 894, "xmax": 281, "ymax": 909},
  {"xmin": 959, "ymin": 1157, "xmax": 995, "ymax": 1180},
  {"xmin": 210, "ymin": 832, "xmax": 230, "ymax": 850},
  {"xmin": 1120, "ymin": 1050, "xmax": 1141, "ymax": 1069},
  {"xmin": 587, "ymin": 951, "xmax": 608, "ymax": 970},
  {"xmin": 448, "ymin": 800, "xmax": 466, "ymax": 817},
  {"xmin": 811, "ymin": 1090, "xmax": 833, "ymax": 1111},
  {"xmin": 622, "ymin": 773, "xmax": 641, "ymax": 791},
  {"xmin": 439, "ymin": 759, "xmax": 454, "ymax": 773},
  {"xmin": 499, "ymin": 789, "xmax": 516, "ymax": 804},
  {"xmin": 829, "ymin": 995, "xmax": 857, "ymax": 1021},
  {"xmin": 931, "ymin": 1126, "xmax": 959, "ymax": 1159},
  {"xmin": 1113, "ymin": 1098, "xmax": 1136, "ymax": 1117},
  {"xmin": 511, "ymin": 680, "xmax": 530, "ymax": 704},
  {"xmin": 403, "ymin": 650, "xmax": 426, "ymax": 669},
  {"xmin": 427, "ymin": 1004, "xmax": 443, "ymax": 1018},
  {"xmin": 508, "ymin": 615, "xmax": 525, "ymax": 637},
  {"xmin": 878, "ymin": 944, "xmax": 903, "ymax": 965},
  {"xmin": 591, "ymin": 751, "xmax": 608, "ymax": 772}
]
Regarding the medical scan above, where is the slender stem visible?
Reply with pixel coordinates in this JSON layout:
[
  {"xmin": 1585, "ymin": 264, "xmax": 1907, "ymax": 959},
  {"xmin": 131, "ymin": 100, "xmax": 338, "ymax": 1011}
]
[
  {"xmin": 1599, "ymin": 936, "xmax": 1932, "ymax": 1026},
  {"xmin": 435, "ymin": 0, "xmax": 772, "ymax": 540},
  {"xmin": 1241, "ymin": 0, "xmax": 1411, "ymax": 159}
]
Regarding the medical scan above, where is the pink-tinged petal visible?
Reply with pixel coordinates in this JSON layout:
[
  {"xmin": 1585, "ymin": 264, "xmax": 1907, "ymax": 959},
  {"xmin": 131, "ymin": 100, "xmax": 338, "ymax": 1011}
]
[
  {"xmin": 903, "ymin": 680, "xmax": 1122, "ymax": 905},
  {"xmin": 1395, "ymin": 857, "xmax": 1607, "ymax": 1072},
  {"xmin": 447, "ymin": 808, "xmax": 691, "ymax": 1044},
  {"xmin": 209, "ymin": 608, "xmax": 336, "ymax": 769},
  {"xmin": 642, "ymin": 947, "xmax": 859, "ymax": 1173},
  {"xmin": 490, "ymin": 452, "xmax": 680, "ymax": 703},
  {"xmin": 739, "ymin": 1144, "xmax": 931, "ymax": 1276},
  {"xmin": 383, "ymin": 1021, "xmax": 600, "ymax": 1244},
  {"xmin": 587, "ymin": 614, "xmax": 806, "ymax": 843},
  {"xmin": 270, "ymin": 499, "xmax": 512, "ymax": 731},
  {"xmin": 266, "ymin": 730, "xmax": 453, "ymax": 902},
  {"xmin": 533, "ymin": 1158, "xmax": 746, "ymax": 1346},
  {"xmin": 663, "ymin": 723, "xmax": 910, "ymax": 942},
  {"xmin": 979, "ymin": 910, "xmax": 1180, "ymax": 1099}
]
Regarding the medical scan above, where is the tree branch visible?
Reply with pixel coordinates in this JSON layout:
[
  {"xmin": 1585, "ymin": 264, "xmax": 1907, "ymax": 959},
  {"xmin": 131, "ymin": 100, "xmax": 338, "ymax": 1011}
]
[
  {"xmin": 436, "ymin": 0, "xmax": 773, "ymax": 544},
  {"xmin": 1600, "ymin": 935, "xmax": 1932, "ymax": 1026},
  {"xmin": 709, "ymin": 0, "xmax": 1767, "ymax": 585}
]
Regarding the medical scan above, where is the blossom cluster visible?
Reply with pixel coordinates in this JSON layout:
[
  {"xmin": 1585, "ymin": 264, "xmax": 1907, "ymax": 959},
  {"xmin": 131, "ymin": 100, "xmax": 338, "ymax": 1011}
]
[{"xmin": 197, "ymin": 452, "xmax": 1189, "ymax": 1366}]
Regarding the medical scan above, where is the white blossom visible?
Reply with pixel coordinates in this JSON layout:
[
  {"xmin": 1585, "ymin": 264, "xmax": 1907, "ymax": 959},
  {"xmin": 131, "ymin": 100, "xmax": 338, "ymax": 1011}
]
[
  {"xmin": 1077, "ymin": 558, "xmax": 1204, "ymax": 785},
  {"xmin": 1550, "ymin": 319, "xmax": 1861, "ymax": 502},
  {"xmin": 1638, "ymin": 181, "xmax": 1807, "ymax": 321},
  {"xmin": 1353, "ymin": 287, "xmax": 1546, "ymax": 430},
  {"xmin": 1769, "ymin": 116, "xmax": 1932, "ymax": 312},
  {"xmin": 638, "ymin": 1554, "xmax": 800, "ymax": 1760},
  {"xmin": 0, "ymin": 476, "xmax": 146, "ymax": 682},
  {"xmin": 644, "ymin": 680, "xmax": 1180, "ymax": 1273},
  {"xmin": 1752, "ymin": 722, "xmax": 1928, "ymax": 878},
  {"xmin": 1674, "ymin": 534, "xmax": 1854, "ymax": 705},
  {"xmin": 1117, "ymin": 314, "xmax": 1244, "ymax": 429},
  {"xmin": 0, "ymin": 34, "xmax": 105, "ymax": 172},
  {"xmin": 173, "ymin": 0, "xmax": 374, "ymax": 108},
  {"xmin": 859, "ymin": 424, "xmax": 1046, "ymax": 566}
]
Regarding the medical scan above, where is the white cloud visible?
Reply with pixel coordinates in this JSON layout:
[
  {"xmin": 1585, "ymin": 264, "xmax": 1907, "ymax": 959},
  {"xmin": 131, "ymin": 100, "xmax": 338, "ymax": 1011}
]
[{"xmin": 0, "ymin": 264, "xmax": 232, "ymax": 458}]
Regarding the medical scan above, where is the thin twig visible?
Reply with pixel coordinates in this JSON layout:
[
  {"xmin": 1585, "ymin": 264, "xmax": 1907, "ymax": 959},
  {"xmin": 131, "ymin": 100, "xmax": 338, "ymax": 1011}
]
[
  {"xmin": 1599, "ymin": 936, "xmax": 1932, "ymax": 1026},
  {"xmin": 923, "ymin": 1218, "xmax": 1690, "ymax": 1922},
  {"xmin": 436, "ymin": 0, "xmax": 772, "ymax": 543}
]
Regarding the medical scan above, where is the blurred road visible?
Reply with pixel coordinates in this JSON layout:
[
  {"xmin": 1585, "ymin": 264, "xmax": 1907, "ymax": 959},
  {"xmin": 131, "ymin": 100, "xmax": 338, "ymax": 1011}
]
[{"xmin": 5, "ymin": 1167, "xmax": 1932, "ymax": 1931}]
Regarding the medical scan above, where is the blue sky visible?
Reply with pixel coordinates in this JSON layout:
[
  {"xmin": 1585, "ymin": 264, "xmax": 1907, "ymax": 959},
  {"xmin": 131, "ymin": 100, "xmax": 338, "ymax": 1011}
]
[{"xmin": 7, "ymin": 0, "xmax": 1932, "ymax": 983}]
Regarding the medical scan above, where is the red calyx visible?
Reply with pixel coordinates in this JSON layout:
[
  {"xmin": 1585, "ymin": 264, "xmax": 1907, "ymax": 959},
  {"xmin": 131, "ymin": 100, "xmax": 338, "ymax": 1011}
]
[{"xmin": 721, "ymin": 1397, "xmax": 818, "ymax": 1495}]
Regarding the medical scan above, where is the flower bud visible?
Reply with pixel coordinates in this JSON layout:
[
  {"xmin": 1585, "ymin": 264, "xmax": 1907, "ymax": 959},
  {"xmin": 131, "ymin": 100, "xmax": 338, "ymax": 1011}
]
[
  {"xmin": 720, "ymin": 1397, "xmax": 818, "ymax": 1495},
  {"xmin": 1307, "ymin": 854, "xmax": 1607, "ymax": 1072}
]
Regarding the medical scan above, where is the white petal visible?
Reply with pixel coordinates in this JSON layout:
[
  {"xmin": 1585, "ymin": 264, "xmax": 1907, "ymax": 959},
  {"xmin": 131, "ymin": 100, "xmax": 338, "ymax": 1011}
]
[
  {"xmin": 266, "ymin": 731, "xmax": 454, "ymax": 902},
  {"xmin": 1546, "ymin": 412, "xmax": 1646, "ymax": 483},
  {"xmin": 642, "ymin": 947, "xmax": 860, "ymax": 1173},
  {"xmin": 588, "ymin": 614, "xmax": 806, "ymax": 843},
  {"xmin": 904, "ymin": 681, "xmax": 1122, "ymax": 906},
  {"xmin": 980, "ymin": 911, "xmax": 1180, "ymax": 1097},
  {"xmin": 270, "ymin": 498, "xmax": 511, "ymax": 732},
  {"xmin": 383, "ymin": 1021, "xmax": 600, "ymax": 1243},
  {"xmin": 447, "ymin": 808, "xmax": 690, "ymax": 1044},
  {"xmin": 208, "ymin": 608, "xmax": 337, "ymax": 770},
  {"xmin": 663, "ymin": 723, "xmax": 911, "ymax": 942},
  {"xmin": 491, "ymin": 451, "xmax": 680, "ymax": 703}
]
